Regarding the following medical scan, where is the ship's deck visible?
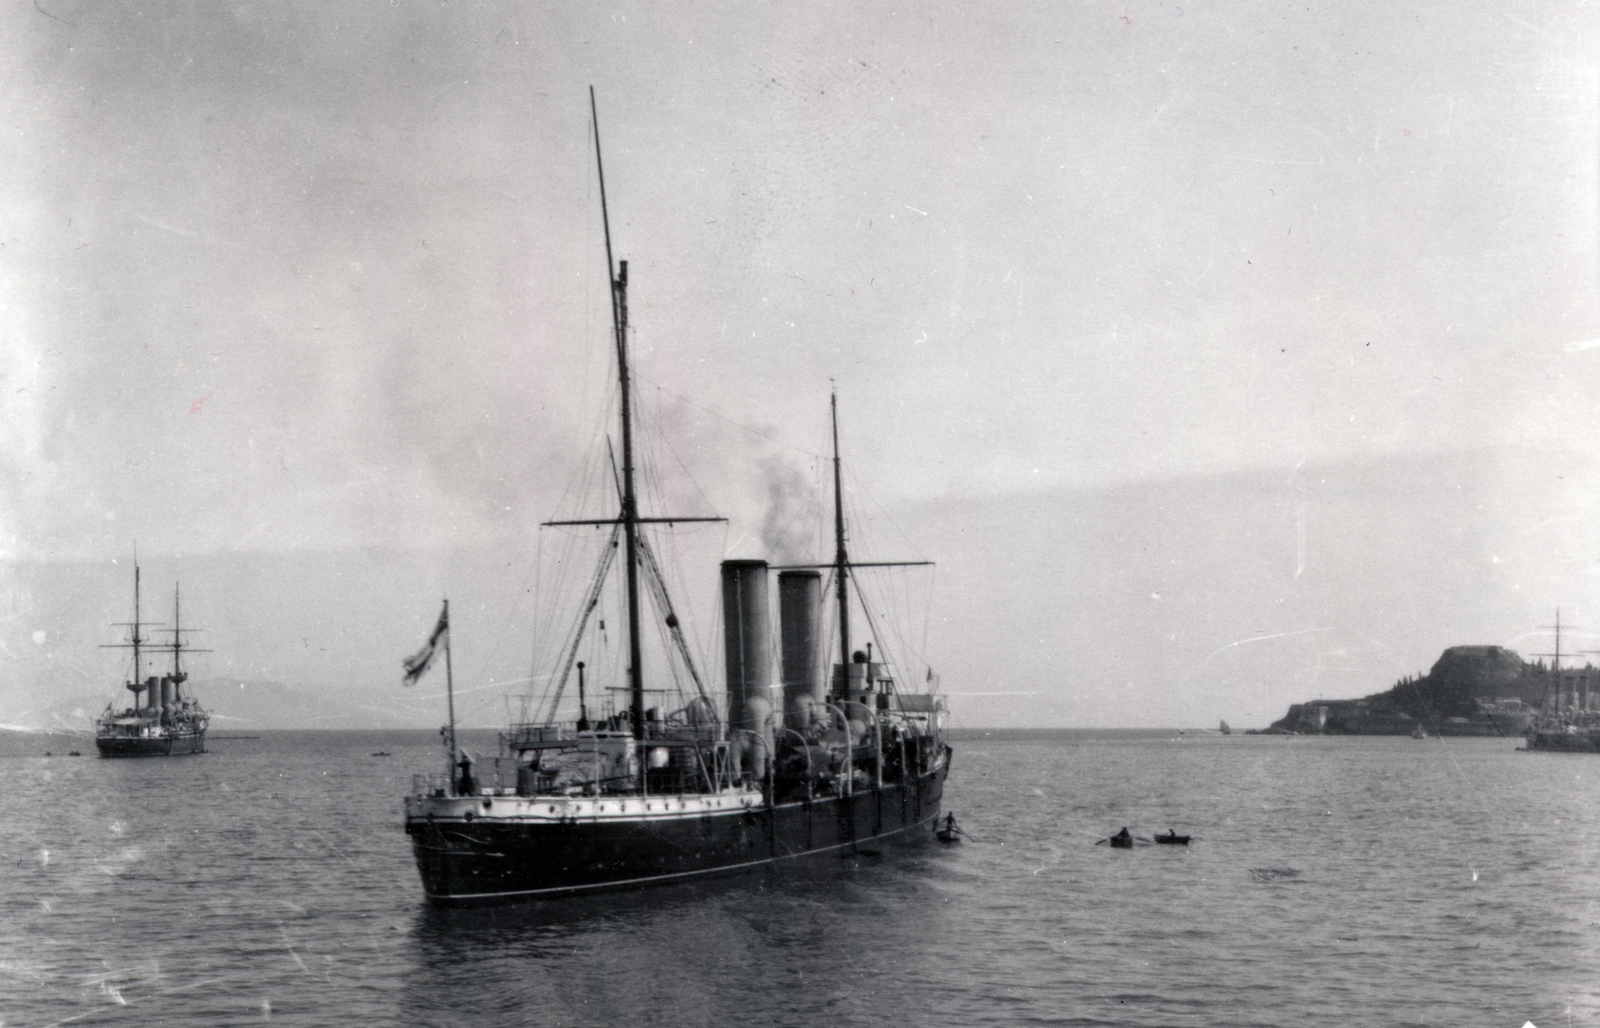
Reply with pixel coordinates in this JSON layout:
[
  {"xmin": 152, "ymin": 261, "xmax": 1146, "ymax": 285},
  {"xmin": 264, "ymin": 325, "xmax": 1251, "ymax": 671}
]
[{"xmin": 406, "ymin": 785, "xmax": 766, "ymax": 823}]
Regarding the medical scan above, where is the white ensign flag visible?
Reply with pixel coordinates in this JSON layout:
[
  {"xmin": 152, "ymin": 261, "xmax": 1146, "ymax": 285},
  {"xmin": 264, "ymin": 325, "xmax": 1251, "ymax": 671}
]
[{"xmin": 402, "ymin": 602, "xmax": 449, "ymax": 686}]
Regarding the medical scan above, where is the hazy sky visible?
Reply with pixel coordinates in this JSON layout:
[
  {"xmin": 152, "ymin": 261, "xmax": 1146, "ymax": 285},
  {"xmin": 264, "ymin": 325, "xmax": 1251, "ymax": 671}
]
[{"xmin": 3, "ymin": 2, "xmax": 1598, "ymax": 730}]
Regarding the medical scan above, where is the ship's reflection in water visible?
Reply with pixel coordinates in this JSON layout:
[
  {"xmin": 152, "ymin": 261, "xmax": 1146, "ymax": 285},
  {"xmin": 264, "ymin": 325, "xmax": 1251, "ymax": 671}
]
[{"xmin": 398, "ymin": 854, "xmax": 955, "ymax": 1026}]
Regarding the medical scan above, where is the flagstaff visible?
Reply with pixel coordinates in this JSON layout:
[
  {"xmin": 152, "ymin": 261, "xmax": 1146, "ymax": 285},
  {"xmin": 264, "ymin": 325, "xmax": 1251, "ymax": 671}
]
[
  {"xmin": 443, "ymin": 599, "xmax": 456, "ymax": 767},
  {"xmin": 401, "ymin": 600, "xmax": 454, "ymax": 784}
]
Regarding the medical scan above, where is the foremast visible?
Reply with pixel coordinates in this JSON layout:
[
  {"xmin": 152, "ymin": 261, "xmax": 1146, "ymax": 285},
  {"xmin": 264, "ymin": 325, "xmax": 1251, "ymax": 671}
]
[
  {"xmin": 590, "ymin": 89, "xmax": 646, "ymax": 740},
  {"xmin": 103, "ymin": 559, "xmax": 155, "ymax": 704},
  {"xmin": 538, "ymin": 89, "xmax": 724, "ymax": 753}
]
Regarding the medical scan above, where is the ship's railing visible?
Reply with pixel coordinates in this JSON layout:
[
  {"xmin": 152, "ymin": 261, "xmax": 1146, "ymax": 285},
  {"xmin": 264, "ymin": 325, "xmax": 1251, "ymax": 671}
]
[
  {"xmin": 504, "ymin": 720, "xmax": 725, "ymax": 758},
  {"xmin": 1528, "ymin": 710, "xmax": 1600, "ymax": 732},
  {"xmin": 419, "ymin": 744, "xmax": 746, "ymax": 799},
  {"xmin": 504, "ymin": 722, "xmax": 578, "ymax": 750},
  {"xmin": 644, "ymin": 721, "xmax": 721, "ymax": 744},
  {"xmin": 478, "ymin": 735, "xmax": 737, "ymax": 797},
  {"xmin": 481, "ymin": 756, "xmax": 525, "ymax": 795},
  {"xmin": 765, "ymin": 699, "xmax": 948, "ymax": 797},
  {"xmin": 413, "ymin": 772, "xmax": 453, "ymax": 797}
]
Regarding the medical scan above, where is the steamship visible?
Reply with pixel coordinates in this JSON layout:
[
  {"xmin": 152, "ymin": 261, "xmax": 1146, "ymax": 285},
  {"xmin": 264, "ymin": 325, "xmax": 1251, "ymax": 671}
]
[
  {"xmin": 1522, "ymin": 609, "xmax": 1600, "ymax": 753},
  {"xmin": 95, "ymin": 563, "xmax": 209, "ymax": 757},
  {"xmin": 401, "ymin": 94, "xmax": 951, "ymax": 904}
]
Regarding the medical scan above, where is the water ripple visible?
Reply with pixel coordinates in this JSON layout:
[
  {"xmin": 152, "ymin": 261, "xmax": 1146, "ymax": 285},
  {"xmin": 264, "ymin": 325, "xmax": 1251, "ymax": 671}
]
[{"xmin": 1, "ymin": 731, "xmax": 1597, "ymax": 1025}]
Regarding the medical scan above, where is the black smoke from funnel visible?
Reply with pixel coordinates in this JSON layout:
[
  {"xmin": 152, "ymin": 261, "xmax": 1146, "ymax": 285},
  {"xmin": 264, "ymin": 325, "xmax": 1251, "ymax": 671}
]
[{"xmin": 758, "ymin": 455, "xmax": 818, "ymax": 564}]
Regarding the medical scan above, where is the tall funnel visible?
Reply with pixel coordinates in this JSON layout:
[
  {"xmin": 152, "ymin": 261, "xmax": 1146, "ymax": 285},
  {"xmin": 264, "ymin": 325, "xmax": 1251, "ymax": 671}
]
[
  {"xmin": 778, "ymin": 570, "xmax": 822, "ymax": 731},
  {"xmin": 721, "ymin": 560, "xmax": 773, "ymax": 774}
]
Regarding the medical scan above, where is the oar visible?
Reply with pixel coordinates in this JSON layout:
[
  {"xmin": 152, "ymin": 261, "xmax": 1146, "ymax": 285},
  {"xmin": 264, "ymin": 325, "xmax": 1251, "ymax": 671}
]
[{"xmin": 1095, "ymin": 829, "xmax": 1151, "ymax": 846}]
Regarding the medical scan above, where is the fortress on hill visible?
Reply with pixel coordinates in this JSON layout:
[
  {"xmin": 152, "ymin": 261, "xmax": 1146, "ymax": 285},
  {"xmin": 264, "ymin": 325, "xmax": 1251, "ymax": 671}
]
[{"xmin": 1260, "ymin": 645, "xmax": 1596, "ymax": 736}]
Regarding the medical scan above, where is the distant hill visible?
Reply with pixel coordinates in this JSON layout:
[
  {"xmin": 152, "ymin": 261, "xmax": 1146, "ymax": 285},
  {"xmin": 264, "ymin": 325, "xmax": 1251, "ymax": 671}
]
[
  {"xmin": 0, "ymin": 689, "xmax": 104, "ymax": 735},
  {"xmin": 1260, "ymin": 645, "xmax": 1580, "ymax": 735},
  {"xmin": 0, "ymin": 728, "xmax": 96, "ymax": 757},
  {"xmin": 197, "ymin": 678, "xmax": 389, "ymax": 729},
  {"xmin": 0, "ymin": 678, "xmax": 405, "ymax": 732}
]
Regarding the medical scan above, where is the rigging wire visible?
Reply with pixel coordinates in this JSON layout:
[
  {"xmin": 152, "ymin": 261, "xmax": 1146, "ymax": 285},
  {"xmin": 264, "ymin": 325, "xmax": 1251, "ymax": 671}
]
[
  {"xmin": 843, "ymin": 457, "xmax": 932, "ymax": 566},
  {"xmin": 640, "ymin": 384, "xmax": 722, "ymax": 535},
  {"xmin": 633, "ymin": 371, "xmax": 823, "ymax": 460},
  {"xmin": 519, "ymin": 371, "xmax": 729, "ymax": 727},
  {"xmin": 537, "ymin": 523, "xmax": 622, "ymax": 724},
  {"xmin": 637, "ymin": 531, "xmax": 717, "ymax": 716},
  {"xmin": 638, "ymin": 387, "xmax": 724, "ymax": 684}
]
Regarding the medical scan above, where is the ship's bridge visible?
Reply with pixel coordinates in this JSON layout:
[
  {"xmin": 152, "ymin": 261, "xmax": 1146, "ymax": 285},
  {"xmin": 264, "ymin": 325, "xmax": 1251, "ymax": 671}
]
[{"xmin": 832, "ymin": 658, "xmax": 946, "ymax": 732}]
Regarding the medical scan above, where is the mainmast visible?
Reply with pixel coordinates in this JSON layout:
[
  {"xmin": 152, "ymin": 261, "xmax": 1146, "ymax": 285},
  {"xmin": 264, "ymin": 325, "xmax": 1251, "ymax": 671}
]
[
  {"xmin": 817, "ymin": 392, "xmax": 932, "ymax": 704},
  {"xmin": 1535, "ymin": 608, "xmax": 1567, "ymax": 711},
  {"xmin": 592, "ymin": 87, "xmax": 646, "ymax": 740},
  {"xmin": 171, "ymin": 583, "xmax": 183, "ymax": 681}
]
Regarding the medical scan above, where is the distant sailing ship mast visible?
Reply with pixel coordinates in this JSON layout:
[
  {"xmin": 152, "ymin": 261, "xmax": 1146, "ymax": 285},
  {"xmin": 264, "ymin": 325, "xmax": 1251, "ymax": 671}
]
[
  {"xmin": 122, "ymin": 560, "xmax": 148, "ymax": 693},
  {"xmin": 167, "ymin": 584, "xmax": 188, "ymax": 691},
  {"xmin": 1534, "ymin": 609, "xmax": 1570, "ymax": 712},
  {"xmin": 102, "ymin": 558, "xmax": 160, "ymax": 713}
]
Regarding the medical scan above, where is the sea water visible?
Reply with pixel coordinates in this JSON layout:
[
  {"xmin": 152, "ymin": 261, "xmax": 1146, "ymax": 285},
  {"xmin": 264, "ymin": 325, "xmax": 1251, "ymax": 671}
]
[{"xmin": 0, "ymin": 728, "xmax": 1595, "ymax": 1027}]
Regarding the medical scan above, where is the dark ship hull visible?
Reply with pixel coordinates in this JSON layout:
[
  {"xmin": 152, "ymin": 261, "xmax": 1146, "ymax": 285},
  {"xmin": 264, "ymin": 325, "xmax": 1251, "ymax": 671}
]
[
  {"xmin": 1525, "ymin": 729, "xmax": 1600, "ymax": 753},
  {"xmin": 407, "ymin": 750, "xmax": 948, "ymax": 904},
  {"xmin": 96, "ymin": 728, "xmax": 207, "ymax": 758}
]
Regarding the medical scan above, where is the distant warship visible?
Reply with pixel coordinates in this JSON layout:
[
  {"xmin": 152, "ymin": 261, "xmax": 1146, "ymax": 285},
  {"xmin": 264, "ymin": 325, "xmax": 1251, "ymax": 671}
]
[
  {"xmin": 95, "ymin": 563, "xmax": 209, "ymax": 757},
  {"xmin": 1524, "ymin": 610, "xmax": 1600, "ymax": 753}
]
